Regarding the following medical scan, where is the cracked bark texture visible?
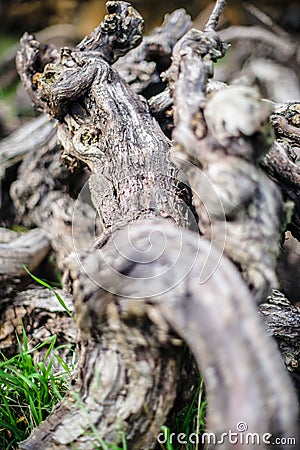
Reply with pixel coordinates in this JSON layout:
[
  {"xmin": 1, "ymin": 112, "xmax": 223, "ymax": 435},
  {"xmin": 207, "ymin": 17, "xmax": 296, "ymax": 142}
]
[
  {"xmin": 259, "ymin": 289, "xmax": 300, "ymax": 374},
  {"xmin": 0, "ymin": 287, "xmax": 76, "ymax": 366},
  {"xmin": 264, "ymin": 102, "xmax": 300, "ymax": 240},
  {"xmin": 0, "ymin": 1, "xmax": 297, "ymax": 449},
  {"xmin": 113, "ymin": 8, "xmax": 192, "ymax": 96},
  {"xmin": 164, "ymin": 28, "xmax": 284, "ymax": 302}
]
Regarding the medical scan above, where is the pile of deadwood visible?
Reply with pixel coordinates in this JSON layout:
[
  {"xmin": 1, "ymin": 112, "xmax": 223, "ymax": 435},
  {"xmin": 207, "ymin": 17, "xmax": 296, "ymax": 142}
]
[{"xmin": 0, "ymin": 1, "xmax": 300, "ymax": 449}]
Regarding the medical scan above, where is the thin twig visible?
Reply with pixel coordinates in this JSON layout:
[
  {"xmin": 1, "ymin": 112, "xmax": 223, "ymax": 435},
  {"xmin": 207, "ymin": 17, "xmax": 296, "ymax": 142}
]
[
  {"xmin": 243, "ymin": 2, "xmax": 290, "ymax": 38},
  {"xmin": 220, "ymin": 25, "xmax": 300, "ymax": 65},
  {"xmin": 204, "ymin": 0, "xmax": 226, "ymax": 32}
]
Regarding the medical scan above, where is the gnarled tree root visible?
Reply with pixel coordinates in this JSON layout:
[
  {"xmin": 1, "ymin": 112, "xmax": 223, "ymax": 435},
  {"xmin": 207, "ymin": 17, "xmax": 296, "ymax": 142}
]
[{"xmin": 19, "ymin": 220, "xmax": 298, "ymax": 449}]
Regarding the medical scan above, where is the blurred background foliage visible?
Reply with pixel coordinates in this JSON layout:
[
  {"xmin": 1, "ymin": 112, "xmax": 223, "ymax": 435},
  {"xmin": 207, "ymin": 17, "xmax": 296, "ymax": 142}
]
[{"xmin": 0, "ymin": 0, "xmax": 299, "ymax": 36}]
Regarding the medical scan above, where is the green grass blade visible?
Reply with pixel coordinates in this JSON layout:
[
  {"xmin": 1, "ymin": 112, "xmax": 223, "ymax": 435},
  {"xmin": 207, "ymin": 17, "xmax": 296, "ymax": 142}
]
[{"xmin": 22, "ymin": 265, "xmax": 72, "ymax": 317}]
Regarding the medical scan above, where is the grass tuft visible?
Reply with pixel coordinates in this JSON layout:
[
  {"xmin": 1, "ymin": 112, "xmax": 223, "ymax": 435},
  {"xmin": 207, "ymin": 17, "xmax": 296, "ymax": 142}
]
[
  {"xmin": 158, "ymin": 376, "xmax": 207, "ymax": 450},
  {"xmin": 1, "ymin": 266, "xmax": 206, "ymax": 449},
  {"xmin": 0, "ymin": 324, "xmax": 72, "ymax": 449}
]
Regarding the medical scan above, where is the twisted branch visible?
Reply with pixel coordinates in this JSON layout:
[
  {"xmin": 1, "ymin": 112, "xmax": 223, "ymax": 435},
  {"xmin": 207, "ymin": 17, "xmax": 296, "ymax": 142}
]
[{"xmin": 0, "ymin": 1, "xmax": 297, "ymax": 449}]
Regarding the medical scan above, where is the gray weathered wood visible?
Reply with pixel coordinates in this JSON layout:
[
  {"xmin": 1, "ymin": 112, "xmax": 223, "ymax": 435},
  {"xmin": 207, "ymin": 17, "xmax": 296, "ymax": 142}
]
[
  {"xmin": 263, "ymin": 103, "xmax": 300, "ymax": 240},
  {"xmin": 0, "ymin": 228, "xmax": 50, "ymax": 276},
  {"xmin": 0, "ymin": 114, "xmax": 55, "ymax": 181},
  {"xmin": 165, "ymin": 26, "xmax": 283, "ymax": 302},
  {"xmin": 2, "ymin": 1, "xmax": 298, "ymax": 448},
  {"xmin": 259, "ymin": 289, "xmax": 300, "ymax": 372},
  {"xmin": 114, "ymin": 8, "xmax": 192, "ymax": 94},
  {"xmin": 0, "ymin": 287, "xmax": 76, "ymax": 366}
]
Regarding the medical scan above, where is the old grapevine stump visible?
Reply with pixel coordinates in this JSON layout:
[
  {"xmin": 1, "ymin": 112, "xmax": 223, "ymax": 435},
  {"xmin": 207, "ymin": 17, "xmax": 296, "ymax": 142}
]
[{"xmin": 6, "ymin": 0, "xmax": 298, "ymax": 448}]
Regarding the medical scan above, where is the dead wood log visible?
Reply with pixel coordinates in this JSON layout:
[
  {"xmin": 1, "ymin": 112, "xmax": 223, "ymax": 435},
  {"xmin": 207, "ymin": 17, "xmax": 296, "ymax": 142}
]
[
  {"xmin": 14, "ymin": 220, "xmax": 298, "ymax": 450},
  {"xmin": 1, "ymin": 0, "xmax": 297, "ymax": 448}
]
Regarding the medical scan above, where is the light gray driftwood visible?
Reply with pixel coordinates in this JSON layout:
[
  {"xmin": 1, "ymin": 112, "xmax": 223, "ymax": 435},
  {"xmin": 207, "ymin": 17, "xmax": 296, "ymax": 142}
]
[
  {"xmin": 0, "ymin": 228, "xmax": 50, "ymax": 276},
  {"xmin": 9, "ymin": 1, "xmax": 299, "ymax": 449},
  {"xmin": 0, "ymin": 114, "xmax": 55, "ymax": 181}
]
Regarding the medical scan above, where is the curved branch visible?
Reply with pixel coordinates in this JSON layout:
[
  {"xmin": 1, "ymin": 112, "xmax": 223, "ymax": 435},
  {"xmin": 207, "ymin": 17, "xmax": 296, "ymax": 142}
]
[
  {"xmin": 0, "ymin": 228, "xmax": 50, "ymax": 276},
  {"xmin": 167, "ymin": 26, "xmax": 283, "ymax": 301},
  {"xmin": 76, "ymin": 1, "xmax": 144, "ymax": 63},
  {"xmin": 220, "ymin": 26, "xmax": 300, "ymax": 66},
  {"xmin": 19, "ymin": 220, "xmax": 298, "ymax": 449}
]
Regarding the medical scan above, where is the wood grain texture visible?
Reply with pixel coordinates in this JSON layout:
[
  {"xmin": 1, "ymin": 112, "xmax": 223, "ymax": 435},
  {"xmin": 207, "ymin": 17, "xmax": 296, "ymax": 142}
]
[
  {"xmin": 165, "ymin": 27, "xmax": 284, "ymax": 302},
  {"xmin": 259, "ymin": 289, "xmax": 300, "ymax": 372},
  {"xmin": 1, "ymin": 1, "xmax": 297, "ymax": 448}
]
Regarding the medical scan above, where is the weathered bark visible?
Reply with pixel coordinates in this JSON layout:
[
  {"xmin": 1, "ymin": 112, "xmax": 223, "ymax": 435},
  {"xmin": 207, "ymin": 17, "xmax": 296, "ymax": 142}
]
[
  {"xmin": 263, "ymin": 103, "xmax": 300, "ymax": 240},
  {"xmin": 16, "ymin": 219, "xmax": 297, "ymax": 450},
  {"xmin": 0, "ymin": 227, "xmax": 50, "ymax": 276},
  {"xmin": 0, "ymin": 114, "xmax": 55, "ymax": 182},
  {"xmin": 164, "ymin": 27, "xmax": 282, "ymax": 302},
  {"xmin": 0, "ymin": 287, "xmax": 76, "ymax": 364},
  {"xmin": 0, "ymin": 95, "xmax": 102, "ymax": 269},
  {"xmin": 4, "ymin": 113, "xmax": 98, "ymax": 270},
  {"xmin": 75, "ymin": 220, "xmax": 298, "ymax": 442},
  {"xmin": 113, "ymin": 8, "xmax": 192, "ymax": 95},
  {"xmin": 259, "ymin": 289, "xmax": 300, "ymax": 373},
  {"xmin": 0, "ymin": 114, "xmax": 57, "ymax": 227},
  {"xmin": 149, "ymin": 88, "xmax": 300, "ymax": 241},
  {"xmin": 0, "ymin": 1, "xmax": 298, "ymax": 449}
]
